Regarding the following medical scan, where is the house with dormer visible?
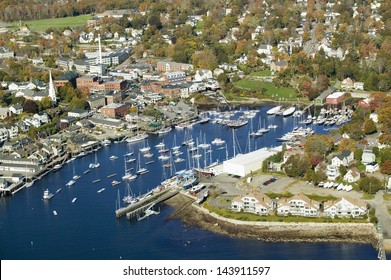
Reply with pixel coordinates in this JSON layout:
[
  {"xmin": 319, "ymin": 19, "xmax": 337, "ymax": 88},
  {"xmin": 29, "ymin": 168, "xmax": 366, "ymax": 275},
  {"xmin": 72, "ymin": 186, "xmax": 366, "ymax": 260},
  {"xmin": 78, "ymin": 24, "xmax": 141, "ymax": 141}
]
[
  {"xmin": 343, "ymin": 167, "xmax": 360, "ymax": 183},
  {"xmin": 231, "ymin": 192, "xmax": 274, "ymax": 215},
  {"xmin": 323, "ymin": 197, "xmax": 368, "ymax": 218},
  {"xmin": 194, "ymin": 69, "xmax": 213, "ymax": 82},
  {"xmin": 331, "ymin": 150, "xmax": 354, "ymax": 167},
  {"xmin": 277, "ymin": 193, "xmax": 320, "ymax": 217},
  {"xmin": 9, "ymin": 104, "xmax": 23, "ymax": 115}
]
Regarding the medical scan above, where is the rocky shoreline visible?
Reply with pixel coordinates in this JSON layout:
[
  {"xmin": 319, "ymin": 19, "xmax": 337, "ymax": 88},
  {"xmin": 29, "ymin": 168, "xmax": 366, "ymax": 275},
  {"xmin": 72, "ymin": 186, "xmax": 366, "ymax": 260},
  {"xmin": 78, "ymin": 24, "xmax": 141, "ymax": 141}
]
[{"xmin": 165, "ymin": 193, "xmax": 379, "ymax": 247}]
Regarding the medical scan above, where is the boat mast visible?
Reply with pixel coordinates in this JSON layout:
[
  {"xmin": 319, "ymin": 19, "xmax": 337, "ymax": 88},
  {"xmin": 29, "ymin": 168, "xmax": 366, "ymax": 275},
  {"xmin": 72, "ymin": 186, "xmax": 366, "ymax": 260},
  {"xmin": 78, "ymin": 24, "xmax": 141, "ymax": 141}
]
[{"xmin": 232, "ymin": 129, "xmax": 236, "ymax": 158}]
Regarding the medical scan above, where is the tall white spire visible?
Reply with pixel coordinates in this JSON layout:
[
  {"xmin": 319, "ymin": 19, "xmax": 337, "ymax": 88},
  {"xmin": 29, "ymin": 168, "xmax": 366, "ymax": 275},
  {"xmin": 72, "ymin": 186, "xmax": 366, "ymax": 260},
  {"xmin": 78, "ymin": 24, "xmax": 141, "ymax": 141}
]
[
  {"xmin": 48, "ymin": 70, "xmax": 56, "ymax": 104},
  {"xmin": 98, "ymin": 34, "xmax": 102, "ymax": 64}
]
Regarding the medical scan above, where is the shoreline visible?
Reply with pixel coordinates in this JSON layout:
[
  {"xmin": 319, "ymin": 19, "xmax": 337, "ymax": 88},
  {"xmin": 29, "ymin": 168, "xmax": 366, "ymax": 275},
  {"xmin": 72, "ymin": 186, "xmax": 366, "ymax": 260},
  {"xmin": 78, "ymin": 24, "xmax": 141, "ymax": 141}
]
[{"xmin": 165, "ymin": 193, "xmax": 379, "ymax": 247}]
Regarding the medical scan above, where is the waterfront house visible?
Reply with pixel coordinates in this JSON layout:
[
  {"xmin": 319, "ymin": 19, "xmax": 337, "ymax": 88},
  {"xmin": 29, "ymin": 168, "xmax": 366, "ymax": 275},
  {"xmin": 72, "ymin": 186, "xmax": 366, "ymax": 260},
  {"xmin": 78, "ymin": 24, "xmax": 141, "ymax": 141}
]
[
  {"xmin": 331, "ymin": 150, "xmax": 354, "ymax": 167},
  {"xmin": 315, "ymin": 87, "xmax": 336, "ymax": 106},
  {"xmin": 362, "ymin": 150, "xmax": 376, "ymax": 164},
  {"xmin": 231, "ymin": 192, "xmax": 274, "ymax": 215},
  {"xmin": 277, "ymin": 193, "xmax": 320, "ymax": 217},
  {"xmin": 365, "ymin": 162, "xmax": 379, "ymax": 173},
  {"xmin": 323, "ymin": 197, "xmax": 368, "ymax": 218},
  {"xmin": 343, "ymin": 167, "xmax": 360, "ymax": 183}
]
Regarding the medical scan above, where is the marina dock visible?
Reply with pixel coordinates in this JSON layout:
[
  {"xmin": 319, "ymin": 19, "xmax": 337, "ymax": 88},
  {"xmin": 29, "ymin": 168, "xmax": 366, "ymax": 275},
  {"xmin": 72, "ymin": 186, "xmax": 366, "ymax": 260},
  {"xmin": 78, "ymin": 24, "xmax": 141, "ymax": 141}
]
[{"xmin": 115, "ymin": 187, "xmax": 179, "ymax": 219}]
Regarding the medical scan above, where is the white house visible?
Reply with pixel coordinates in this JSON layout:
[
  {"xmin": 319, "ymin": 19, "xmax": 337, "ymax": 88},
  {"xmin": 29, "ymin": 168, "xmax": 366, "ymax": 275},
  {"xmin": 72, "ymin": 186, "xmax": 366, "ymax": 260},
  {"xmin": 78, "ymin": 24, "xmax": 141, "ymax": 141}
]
[
  {"xmin": 343, "ymin": 167, "xmax": 360, "ymax": 183},
  {"xmin": 277, "ymin": 193, "xmax": 320, "ymax": 217},
  {"xmin": 362, "ymin": 150, "xmax": 376, "ymax": 164},
  {"xmin": 365, "ymin": 162, "xmax": 379, "ymax": 173},
  {"xmin": 0, "ymin": 107, "xmax": 10, "ymax": 119},
  {"xmin": 353, "ymin": 82, "xmax": 364, "ymax": 90},
  {"xmin": 326, "ymin": 164, "xmax": 340, "ymax": 181},
  {"xmin": 194, "ymin": 69, "xmax": 213, "ymax": 82},
  {"xmin": 331, "ymin": 150, "xmax": 354, "ymax": 167},
  {"xmin": 231, "ymin": 192, "xmax": 274, "ymax": 215},
  {"xmin": 257, "ymin": 44, "xmax": 273, "ymax": 55},
  {"xmin": 341, "ymin": 78, "xmax": 354, "ymax": 90},
  {"xmin": 9, "ymin": 104, "xmax": 23, "ymax": 115},
  {"xmin": 323, "ymin": 197, "xmax": 368, "ymax": 218}
]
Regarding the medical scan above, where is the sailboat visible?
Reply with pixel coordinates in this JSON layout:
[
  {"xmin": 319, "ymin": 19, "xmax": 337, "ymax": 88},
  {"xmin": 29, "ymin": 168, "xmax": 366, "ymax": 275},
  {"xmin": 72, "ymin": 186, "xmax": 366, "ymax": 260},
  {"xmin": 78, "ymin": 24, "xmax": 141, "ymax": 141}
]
[
  {"xmin": 126, "ymin": 109, "xmax": 149, "ymax": 143},
  {"xmin": 171, "ymin": 135, "xmax": 181, "ymax": 151},
  {"xmin": 72, "ymin": 162, "xmax": 80, "ymax": 180},
  {"xmin": 89, "ymin": 153, "xmax": 100, "ymax": 168},
  {"xmin": 139, "ymin": 140, "xmax": 151, "ymax": 153},
  {"xmin": 122, "ymin": 158, "xmax": 137, "ymax": 180},
  {"xmin": 136, "ymin": 152, "xmax": 149, "ymax": 175},
  {"xmin": 123, "ymin": 181, "xmax": 138, "ymax": 205}
]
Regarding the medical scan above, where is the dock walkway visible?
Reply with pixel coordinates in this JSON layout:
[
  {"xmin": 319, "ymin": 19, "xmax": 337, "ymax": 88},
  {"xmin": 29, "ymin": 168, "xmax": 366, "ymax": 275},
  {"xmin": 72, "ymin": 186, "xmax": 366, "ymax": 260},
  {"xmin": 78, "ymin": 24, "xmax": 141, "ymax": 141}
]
[{"xmin": 115, "ymin": 188, "xmax": 179, "ymax": 219}]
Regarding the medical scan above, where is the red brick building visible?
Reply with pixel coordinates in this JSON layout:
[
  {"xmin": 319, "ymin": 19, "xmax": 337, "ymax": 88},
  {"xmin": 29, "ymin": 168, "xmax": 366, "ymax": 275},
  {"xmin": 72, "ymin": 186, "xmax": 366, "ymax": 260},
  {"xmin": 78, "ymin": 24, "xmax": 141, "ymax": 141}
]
[
  {"xmin": 76, "ymin": 76, "xmax": 100, "ymax": 90},
  {"xmin": 99, "ymin": 103, "xmax": 130, "ymax": 119},
  {"xmin": 326, "ymin": 91, "xmax": 345, "ymax": 105},
  {"xmin": 103, "ymin": 80, "xmax": 127, "ymax": 91},
  {"xmin": 157, "ymin": 61, "xmax": 193, "ymax": 72}
]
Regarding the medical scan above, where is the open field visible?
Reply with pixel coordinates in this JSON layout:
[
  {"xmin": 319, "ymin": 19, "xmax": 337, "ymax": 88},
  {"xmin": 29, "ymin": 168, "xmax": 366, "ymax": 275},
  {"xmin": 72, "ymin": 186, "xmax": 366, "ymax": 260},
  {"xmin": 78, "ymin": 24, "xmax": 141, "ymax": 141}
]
[
  {"xmin": 249, "ymin": 69, "xmax": 272, "ymax": 77},
  {"xmin": 19, "ymin": 14, "xmax": 93, "ymax": 32},
  {"xmin": 235, "ymin": 80, "xmax": 297, "ymax": 100}
]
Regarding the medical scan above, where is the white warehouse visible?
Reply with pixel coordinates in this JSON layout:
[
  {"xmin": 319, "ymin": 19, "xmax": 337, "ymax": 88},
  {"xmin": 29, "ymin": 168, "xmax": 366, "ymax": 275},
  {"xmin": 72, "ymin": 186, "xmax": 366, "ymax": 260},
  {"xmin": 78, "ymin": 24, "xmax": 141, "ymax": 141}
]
[{"xmin": 223, "ymin": 147, "xmax": 282, "ymax": 177}]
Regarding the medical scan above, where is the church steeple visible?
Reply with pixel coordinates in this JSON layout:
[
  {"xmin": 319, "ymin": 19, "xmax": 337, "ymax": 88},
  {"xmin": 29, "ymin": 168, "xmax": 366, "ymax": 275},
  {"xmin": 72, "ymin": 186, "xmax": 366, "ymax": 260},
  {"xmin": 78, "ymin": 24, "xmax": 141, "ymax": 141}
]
[{"xmin": 48, "ymin": 70, "xmax": 56, "ymax": 104}]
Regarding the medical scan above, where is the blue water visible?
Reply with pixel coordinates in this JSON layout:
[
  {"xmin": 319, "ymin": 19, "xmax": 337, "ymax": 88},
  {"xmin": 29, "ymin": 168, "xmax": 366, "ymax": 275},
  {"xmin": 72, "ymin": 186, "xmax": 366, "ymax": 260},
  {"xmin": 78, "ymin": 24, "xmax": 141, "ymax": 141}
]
[{"xmin": 0, "ymin": 106, "xmax": 378, "ymax": 260}]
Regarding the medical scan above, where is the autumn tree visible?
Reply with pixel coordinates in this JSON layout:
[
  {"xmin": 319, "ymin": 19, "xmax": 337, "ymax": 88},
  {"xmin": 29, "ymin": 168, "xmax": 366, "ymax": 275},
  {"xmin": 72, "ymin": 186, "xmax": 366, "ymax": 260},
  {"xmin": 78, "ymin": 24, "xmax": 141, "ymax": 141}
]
[
  {"xmin": 338, "ymin": 138, "xmax": 356, "ymax": 152},
  {"xmin": 380, "ymin": 160, "xmax": 391, "ymax": 175},
  {"xmin": 192, "ymin": 49, "xmax": 218, "ymax": 70}
]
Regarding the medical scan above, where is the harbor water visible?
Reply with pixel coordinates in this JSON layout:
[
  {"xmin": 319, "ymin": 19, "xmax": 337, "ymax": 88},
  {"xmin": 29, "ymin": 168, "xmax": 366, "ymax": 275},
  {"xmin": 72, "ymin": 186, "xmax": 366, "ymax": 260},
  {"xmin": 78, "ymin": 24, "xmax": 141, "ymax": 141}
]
[{"xmin": 0, "ymin": 106, "xmax": 379, "ymax": 260}]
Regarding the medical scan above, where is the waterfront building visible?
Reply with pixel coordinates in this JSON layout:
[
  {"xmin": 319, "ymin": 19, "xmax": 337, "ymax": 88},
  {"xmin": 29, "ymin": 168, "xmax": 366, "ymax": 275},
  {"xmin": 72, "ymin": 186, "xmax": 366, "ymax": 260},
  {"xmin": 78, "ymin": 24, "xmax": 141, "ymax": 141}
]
[
  {"xmin": 99, "ymin": 103, "xmax": 130, "ymax": 119},
  {"xmin": 231, "ymin": 192, "xmax": 274, "ymax": 215},
  {"xmin": 315, "ymin": 87, "xmax": 336, "ymax": 106},
  {"xmin": 68, "ymin": 109, "xmax": 89, "ymax": 119},
  {"xmin": 223, "ymin": 147, "xmax": 282, "ymax": 177},
  {"xmin": 326, "ymin": 164, "xmax": 340, "ymax": 181},
  {"xmin": 323, "ymin": 197, "xmax": 368, "ymax": 218},
  {"xmin": 326, "ymin": 91, "xmax": 345, "ymax": 105},
  {"xmin": 162, "ymin": 72, "xmax": 187, "ymax": 83},
  {"xmin": 277, "ymin": 193, "xmax": 320, "ymax": 217}
]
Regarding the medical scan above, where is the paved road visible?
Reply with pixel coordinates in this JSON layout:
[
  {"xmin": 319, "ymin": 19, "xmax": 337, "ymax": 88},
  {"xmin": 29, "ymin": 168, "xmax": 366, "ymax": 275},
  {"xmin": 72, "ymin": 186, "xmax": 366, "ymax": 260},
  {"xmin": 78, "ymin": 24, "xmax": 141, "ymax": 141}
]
[{"xmin": 370, "ymin": 191, "xmax": 391, "ymax": 238}]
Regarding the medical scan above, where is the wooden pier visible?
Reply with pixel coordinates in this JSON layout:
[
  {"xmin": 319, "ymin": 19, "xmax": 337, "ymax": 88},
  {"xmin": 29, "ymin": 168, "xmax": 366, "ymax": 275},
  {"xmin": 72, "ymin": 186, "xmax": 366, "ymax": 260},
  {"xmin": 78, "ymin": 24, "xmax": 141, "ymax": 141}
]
[{"xmin": 115, "ymin": 188, "xmax": 179, "ymax": 219}]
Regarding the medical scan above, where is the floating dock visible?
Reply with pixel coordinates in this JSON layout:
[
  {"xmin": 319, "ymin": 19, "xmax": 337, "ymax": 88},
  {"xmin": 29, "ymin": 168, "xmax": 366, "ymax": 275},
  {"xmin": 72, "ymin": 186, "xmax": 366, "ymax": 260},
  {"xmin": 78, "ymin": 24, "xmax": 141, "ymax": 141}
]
[{"xmin": 115, "ymin": 188, "xmax": 179, "ymax": 219}]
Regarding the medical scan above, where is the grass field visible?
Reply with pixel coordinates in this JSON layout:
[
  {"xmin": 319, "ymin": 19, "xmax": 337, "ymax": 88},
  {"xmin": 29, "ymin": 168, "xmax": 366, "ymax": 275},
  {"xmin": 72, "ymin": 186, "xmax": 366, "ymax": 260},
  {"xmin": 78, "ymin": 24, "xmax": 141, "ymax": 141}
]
[
  {"xmin": 249, "ymin": 69, "xmax": 272, "ymax": 77},
  {"xmin": 235, "ymin": 80, "xmax": 297, "ymax": 100},
  {"xmin": 20, "ymin": 14, "xmax": 93, "ymax": 32}
]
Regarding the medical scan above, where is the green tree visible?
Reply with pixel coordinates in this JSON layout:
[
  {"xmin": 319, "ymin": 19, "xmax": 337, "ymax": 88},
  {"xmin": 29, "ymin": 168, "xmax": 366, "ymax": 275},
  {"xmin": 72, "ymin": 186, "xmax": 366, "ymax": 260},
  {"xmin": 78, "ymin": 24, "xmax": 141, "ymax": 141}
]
[
  {"xmin": 358, "ymin": 176, "xmax": 383, "ymax": 194},
  {"xmin": 363, "ymin": 119, "xmax": 377, "ymax": 135},
  {"xmin": 23, "ymin": 99, "xmax": 38, "ymax": 114},
  {"xmin": 284, "ymin": 155, "xmax": 311, "ymax": 178},
  {"xmin": 39, "ymin": 97, "xmax": 53, "ymax": 110},
  {"xmin": 380, "ymin": 160, "xmax": 391, "ymax": 175}
]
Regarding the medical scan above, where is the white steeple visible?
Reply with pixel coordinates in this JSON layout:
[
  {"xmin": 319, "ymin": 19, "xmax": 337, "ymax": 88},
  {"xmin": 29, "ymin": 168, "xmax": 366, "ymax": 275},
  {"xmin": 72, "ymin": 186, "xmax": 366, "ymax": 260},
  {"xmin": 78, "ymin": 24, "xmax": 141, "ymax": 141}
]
[{"xmin": 48, "ymin": 70, "xmax": 56, "ymax": 104}]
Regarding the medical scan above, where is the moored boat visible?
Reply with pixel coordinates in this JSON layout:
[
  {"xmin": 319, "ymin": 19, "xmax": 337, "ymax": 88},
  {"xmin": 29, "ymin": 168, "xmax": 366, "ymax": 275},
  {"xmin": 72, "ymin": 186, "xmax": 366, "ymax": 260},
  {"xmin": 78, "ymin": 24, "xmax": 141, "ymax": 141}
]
[{"xmin": 43, "ymin": 189, "xmax": 54, "ymax": 200}]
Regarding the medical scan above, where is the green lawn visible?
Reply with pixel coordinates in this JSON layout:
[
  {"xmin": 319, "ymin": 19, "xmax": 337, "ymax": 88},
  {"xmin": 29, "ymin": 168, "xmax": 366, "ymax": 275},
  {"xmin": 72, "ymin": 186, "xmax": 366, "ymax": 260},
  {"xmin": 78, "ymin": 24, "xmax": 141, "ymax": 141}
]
[
  {"xmin": 249, "ymin": 70, "xmax": 272, "ymax": 77},
  {"xmin": 21, "ymin": 14, "xmax": 93, "ymax": 32},
  {"xmin": 235, "ymin": 80, "xmax": 297, "ymax": 100}
]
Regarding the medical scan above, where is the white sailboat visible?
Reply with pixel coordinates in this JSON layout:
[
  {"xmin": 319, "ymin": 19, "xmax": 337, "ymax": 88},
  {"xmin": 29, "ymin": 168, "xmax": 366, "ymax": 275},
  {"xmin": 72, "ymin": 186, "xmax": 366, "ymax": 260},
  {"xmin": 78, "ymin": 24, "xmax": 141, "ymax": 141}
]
[
  {"xmin": 72, "ymin": 162, "xmax": 80, "ymax": 180},
  {"xmin": 89, "ymin": 153, "xmax": 100, "ymax": 168},
  {"xmin": 136, "ymin": 152, "xmax": 149, "ymax": 175},
  {"xmin": 122, "ymin": 158, "xmax": 137, "ymax": 180}
]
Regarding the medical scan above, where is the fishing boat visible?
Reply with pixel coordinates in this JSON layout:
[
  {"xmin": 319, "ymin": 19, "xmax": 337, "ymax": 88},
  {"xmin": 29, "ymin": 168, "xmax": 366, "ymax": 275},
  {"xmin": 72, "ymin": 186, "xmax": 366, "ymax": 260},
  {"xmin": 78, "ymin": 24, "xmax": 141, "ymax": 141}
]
[
  {"xmin": 282, "ymin": 106, "xmax": 296, "ymax": 117},
  {"xmin": 97, "ymin": 188, "xmax": 106, "ymax": 193},
  {"xmin": 43, "ymin": 189, "xmax": 54, "ymax": 200},
  {"xmin": 112, "ymin": 180, "xmax": 121, "ymax": 186},
  {"xmin": 266, "ymin": 105, "xmax": 281, "ymax": 115}
]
